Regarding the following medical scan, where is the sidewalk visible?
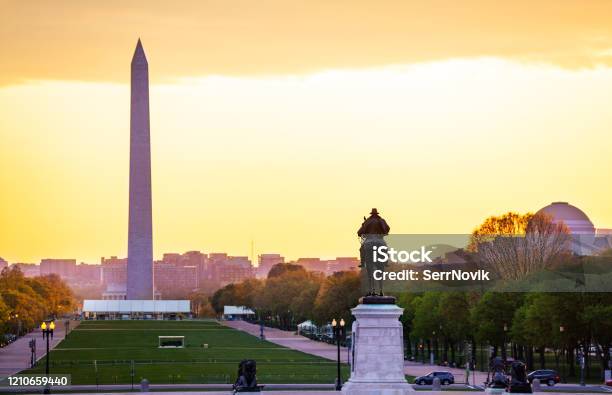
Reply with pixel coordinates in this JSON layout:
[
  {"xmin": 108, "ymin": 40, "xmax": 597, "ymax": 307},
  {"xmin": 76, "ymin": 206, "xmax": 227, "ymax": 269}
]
[
  {"xmin": 223, "ymin": 320, "xmax": 482, "ymax": 381},
  {"xmin": 0, "ymin": 319, "xmax": 79, "ymax": 377},
  {"xmin": 223, "ymin": 320, "xmax": 350, "ymax": 363}
]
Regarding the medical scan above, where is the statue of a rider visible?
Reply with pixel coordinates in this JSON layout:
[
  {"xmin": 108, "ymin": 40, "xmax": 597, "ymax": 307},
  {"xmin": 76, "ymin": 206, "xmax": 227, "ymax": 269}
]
[{"xmin": 357, "ymin": 208, "xmax": 390, "ymax": 296}]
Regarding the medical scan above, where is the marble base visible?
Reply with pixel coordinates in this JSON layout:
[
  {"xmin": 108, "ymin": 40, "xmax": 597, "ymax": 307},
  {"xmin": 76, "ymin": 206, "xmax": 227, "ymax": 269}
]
[{"xmin": 341, "ymin": 303, "xmax": 414, "ymax": 394}]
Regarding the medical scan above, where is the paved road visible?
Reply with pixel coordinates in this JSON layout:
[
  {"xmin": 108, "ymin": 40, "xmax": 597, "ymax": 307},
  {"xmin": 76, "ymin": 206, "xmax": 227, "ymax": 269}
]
[
  {"xmin": 223, "ymin": 320, "xmax": 350, "ymax": 363},
  {"xmin": 223, "ymin": 320, "xmax": 478, "ymax": 381},
  {"xmin": 1, "ymin": 389, "xmax": 607, "ymax": 395},
  {"xmin": 0, "ymin": 320, "xmax": 79, "ymax": 377}
]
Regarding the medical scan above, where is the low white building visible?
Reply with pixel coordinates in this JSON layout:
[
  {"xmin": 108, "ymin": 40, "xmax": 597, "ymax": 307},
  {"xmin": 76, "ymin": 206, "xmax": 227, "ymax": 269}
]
[
  {"xmin": 222, "ymin": 305, "xmax": 255, "ymax": 320},
  {"xmin": 82, "ymin": 299, "xmax": 191, "ymax": 320}
]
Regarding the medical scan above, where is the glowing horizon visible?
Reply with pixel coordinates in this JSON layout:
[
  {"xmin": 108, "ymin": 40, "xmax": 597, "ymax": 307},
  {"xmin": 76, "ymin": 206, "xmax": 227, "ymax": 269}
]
[{"xmin": 2, "ymin": 2, "xmax": 612, "ymax": 264}]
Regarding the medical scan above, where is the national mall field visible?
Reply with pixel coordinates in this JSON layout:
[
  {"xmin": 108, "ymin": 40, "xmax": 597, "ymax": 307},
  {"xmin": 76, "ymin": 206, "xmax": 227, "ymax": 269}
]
[{"xmin": 25, "ymin": 320, "xmax": 348, "ymax": 385}]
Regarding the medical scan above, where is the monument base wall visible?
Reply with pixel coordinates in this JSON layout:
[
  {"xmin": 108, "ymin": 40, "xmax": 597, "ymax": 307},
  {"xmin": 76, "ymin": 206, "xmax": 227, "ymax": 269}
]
[{"xmin": 342, "ymin": 303, "xmax": 414, "ymax": 394}]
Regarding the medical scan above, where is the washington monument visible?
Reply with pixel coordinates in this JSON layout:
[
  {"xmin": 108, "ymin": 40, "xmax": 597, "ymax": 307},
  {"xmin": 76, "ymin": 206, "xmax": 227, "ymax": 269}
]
[{"xmin": 126, "ymin": 39, "xmax": 154, "ymax": 300}]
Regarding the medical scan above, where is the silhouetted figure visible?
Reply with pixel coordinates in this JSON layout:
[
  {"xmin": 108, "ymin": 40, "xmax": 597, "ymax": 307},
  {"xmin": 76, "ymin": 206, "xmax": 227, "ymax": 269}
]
[
  {"xmin": 233, "ymin": 359, "xmax": 262, "ymax": 393},
  {"xmin": 357, "ymin": 208, "xmax": 390, "ymax": 296},
  {"xmin": 487, "ymin": 357, "xmax": 508, "ymax": 389},
  {"xmin": 508, "ymin": 361, "xmax": 532, "ymax": 393}
]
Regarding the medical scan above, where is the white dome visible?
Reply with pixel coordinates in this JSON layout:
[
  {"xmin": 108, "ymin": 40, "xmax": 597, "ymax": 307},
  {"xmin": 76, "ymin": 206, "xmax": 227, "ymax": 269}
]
[{"xmin": 536, "ymin": 202, "xmax": 595, "ymax": 234}]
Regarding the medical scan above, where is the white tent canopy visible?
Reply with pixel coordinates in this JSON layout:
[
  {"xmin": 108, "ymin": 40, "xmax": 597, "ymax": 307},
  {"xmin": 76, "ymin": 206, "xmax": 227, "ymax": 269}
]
[
  {"xmin": 297, "ymin": 320, "xmax": 316, "ymax": 329},
  {"xmin": 223, "ymin": 306, "xmax": 255, "ymax": 316},
  {"xmin": 83, "ymin": 300, "xmax": 190, "ymax": 313}
]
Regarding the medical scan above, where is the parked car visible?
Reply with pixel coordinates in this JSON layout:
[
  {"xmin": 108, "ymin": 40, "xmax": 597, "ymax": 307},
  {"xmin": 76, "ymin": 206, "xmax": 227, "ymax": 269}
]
[
  {"xmin": 414, "ymin": 371, "xmax": 455, "ymax": 385},
  {"xmin": 605, "ymin": 378, "xmax": 612, "ymax": 386},
  {"xmin": 527, "ymin": 369, "xmax": 560, "ymax": 386}
]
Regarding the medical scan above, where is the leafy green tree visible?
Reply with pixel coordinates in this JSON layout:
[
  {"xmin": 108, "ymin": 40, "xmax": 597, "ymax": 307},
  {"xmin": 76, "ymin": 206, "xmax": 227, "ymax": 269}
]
[
  {"xmin": 471, "ymin": 292, "xmax": 522, "ymax": 360},
  {"xmin": 312, "ymin": 271, "xmax": 360, "ymax": 326},
  {"xmin": 256, "ymin": 269, "xmax": 322, "ymax": 329},
  {"xmin": 267, "ymin": 263, "xmax": 306, "ymax": 278}
]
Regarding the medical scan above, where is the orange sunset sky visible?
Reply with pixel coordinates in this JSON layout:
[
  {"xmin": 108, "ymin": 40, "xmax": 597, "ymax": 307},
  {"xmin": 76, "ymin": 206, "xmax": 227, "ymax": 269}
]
[{"xmin": 1, "ymin": 1, "xmax": 612, "ymax": 264}]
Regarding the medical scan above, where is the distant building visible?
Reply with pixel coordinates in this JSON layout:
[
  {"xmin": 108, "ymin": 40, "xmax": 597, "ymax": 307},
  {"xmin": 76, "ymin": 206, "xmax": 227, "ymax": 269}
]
[
  {"xmin": 154, "ymin": 260, "xmax": 198, "ymax": 295},
  {"xmin": 328, "ymin": 257, "xmax": 360, "ymax": 273},
  {"xmin": 219, "ymin": 256, "xmax": 254, "ymax": 285},
  {"xmin": 257, "ymin": 253, "xmax": 285, "ymax": 278},
  {"xmin": 295, "ymin": 258, "xmax": 327, "ymax": 274},
  {"xmin": 102, "ymin": 283, "xmax": 127, "ymax": 300},
  {"xmin": 83, "ymin": 299, "xmax": 190, "ymax": 320},
  {"xmin": 0, "ymin": 257, "xmax": 7, "ymax": 272},
  {"xmin": 74, "ymin": 263, "xmax": 103, "ymax": 286},
  {"xmin": 11, "ymin": 263, "xmax": 39, "ymax": 277},
  {"xmin": 536, "ymin": 202, "xmax": 612, "ymax": 255},
  {"xmin": 40, "ymin": 258, "xmax": 77, "ymax": 279},
  {"xmin": 203, "ymin": 253, "xmax": 254, "ymax": 286},
  {"xmin": 101, "ymin": 256, "xmax": 127, "ymax": 287}
]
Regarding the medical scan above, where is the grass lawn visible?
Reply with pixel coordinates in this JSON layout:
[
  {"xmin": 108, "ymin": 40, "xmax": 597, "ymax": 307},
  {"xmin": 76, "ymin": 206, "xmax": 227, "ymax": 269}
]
[{"xmin": 23, "ymin": 320, "xmax": 349, "ymax": 384}]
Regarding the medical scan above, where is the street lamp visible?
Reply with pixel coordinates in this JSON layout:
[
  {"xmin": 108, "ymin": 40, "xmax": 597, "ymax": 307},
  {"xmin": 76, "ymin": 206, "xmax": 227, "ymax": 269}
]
[
  {"xmin": 9, "ymin": 312, "xmax": 21, "ymax": 336},
  {"xmin": 332, "ymin": 318, "xmax": 346, "ymax": 391},
  {"xmin": 559, "ymin": 325, "xmax": 565, "ymax": 383},
  {"xmin": 41, "ymin": 320, "xmax": 55, "ymax": 394},
  {"xmin": 577, "ymin": 344, "xmax": 585, "ymax": 387},
  {"xmin": 503, "ymin": 323, "xmax": 508, "ymax": 361},
  {"xmin": 432, "ymin": 330, "xmax": 437, "ymax": 365}
]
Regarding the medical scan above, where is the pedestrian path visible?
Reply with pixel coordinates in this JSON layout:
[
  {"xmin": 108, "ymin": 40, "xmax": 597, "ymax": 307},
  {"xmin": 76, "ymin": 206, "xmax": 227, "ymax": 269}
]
[
  {"xmin": 0, "ymin": 320, "xmax": 79, "ymax": 377},
  {"xmin": 222, "ymin": 320, "xmax": 350, "ymax": 363}
]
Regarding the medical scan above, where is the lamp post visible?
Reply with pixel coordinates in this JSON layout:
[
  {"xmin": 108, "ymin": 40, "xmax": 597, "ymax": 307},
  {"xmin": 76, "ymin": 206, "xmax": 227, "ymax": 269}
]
[
  {"xmin": 9, "ymin": 312, "xmax": 21, "ymax": 336},
  {"xmin": 29, "ymin": 338, "xmax": 36, "ymax": 368},
  {"xmin": 64, "ymin": 321, "xmax": 70, "ymax": 339},
  {"xmin": 432, "ymin": 330, "xmax": 436, "ymax": 365},
  {"xmin": 503, "ymin": 323, "xmax": 508, "ymax": 361},
  {"xmin": 578, "ymin": 345, "xmax": 585, "ymax": 387},
  {"xmin": 332, "ymin": 318, "xmax": 346, "ymax": 391},
  {"xmin": 559, "ymin": 325, "xmax": 566, "ymax": 383},
  {"xmin": 41, "ymin": 320, "xmax": 55, "ymax": 394}
]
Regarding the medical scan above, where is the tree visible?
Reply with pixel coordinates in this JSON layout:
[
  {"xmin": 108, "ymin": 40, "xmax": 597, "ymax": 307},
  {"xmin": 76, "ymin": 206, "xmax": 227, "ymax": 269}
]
[
  {"xmin": 267, "ymin": 263, "xmax": 306, "ymax": 278},
  {"xmin": 0, "ymin": 266, "xmax": 76, "ymax": 336},
  {"xmin": 470, "ymin": 212, "xmax": 571, "ymax": 281},
  {"xmin": 438, "ymin": 292, "xmax": 473, "ymax": 363},
  {"xmin": 469, "ymin": 212, "xmax": 533, "ymax": 251},
  {"xmin": 31, "ymin": 274, "xmax": 76, "ymax": 317},
  {"xmin": 471, "ymin": 292, "xmax": 523, "ymax": 360},
  {"xmin": 256, "ymin": 269, "xmax": 322, "ymax": 329},
  {"xmin": 188, "ymin": 292, "xmax": 217, "ymax": 318},
  {"xmin": 312, "ymin": 271, "xmax": 360, "ymax": 325},
  {"xmin": 211, "ymin": 283, "xmax": 239, "ymax": 314}
]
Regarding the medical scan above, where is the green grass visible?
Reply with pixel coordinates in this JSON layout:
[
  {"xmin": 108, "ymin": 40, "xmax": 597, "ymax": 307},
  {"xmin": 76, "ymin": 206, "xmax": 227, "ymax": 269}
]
[{"xmin": 23, "ymin": 320, "xmax": 349, "ymax": 384}]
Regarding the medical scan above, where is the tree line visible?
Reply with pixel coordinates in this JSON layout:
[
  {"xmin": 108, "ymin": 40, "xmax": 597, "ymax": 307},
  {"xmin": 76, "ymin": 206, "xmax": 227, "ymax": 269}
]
[
  {"xmin": 210, "ymin": 263, "xmax": 361, "ymax": 329},
  {"xmin": 399, "ymin": 290, "xmax": 612, "ymax": 378},
  {"xmin": 0, "ymin": 266, "xmax": 76, "ymax": 338},
  {"xmin": 400, "ymin": 211, "xmax": 612, "ymax": 378},
  {"xmin": 208, "ymin": 211, "xmax": 612, "ymax": 381}
]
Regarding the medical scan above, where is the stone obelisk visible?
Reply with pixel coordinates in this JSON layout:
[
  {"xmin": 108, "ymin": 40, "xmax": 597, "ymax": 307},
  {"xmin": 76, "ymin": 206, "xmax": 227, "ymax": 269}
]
[{"xmin": 126, "ymin": 39, "xmax": 154, "ymax": 300}]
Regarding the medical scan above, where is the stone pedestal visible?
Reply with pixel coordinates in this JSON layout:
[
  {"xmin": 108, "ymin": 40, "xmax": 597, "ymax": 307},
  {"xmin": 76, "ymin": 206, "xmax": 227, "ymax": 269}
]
[
  {"xmin": 484, "ymin": 388, "xmax": 506, "ymax": 394},
  {"xmin": 341, "ymin": 303, "xmax": 414, "ymax": 394}
]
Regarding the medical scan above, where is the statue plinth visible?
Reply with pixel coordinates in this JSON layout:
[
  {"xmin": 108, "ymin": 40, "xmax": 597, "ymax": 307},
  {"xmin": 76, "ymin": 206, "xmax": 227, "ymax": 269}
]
[{"xmin": 342, "ymin": 303, "xmax": 414, "ymax": 394}]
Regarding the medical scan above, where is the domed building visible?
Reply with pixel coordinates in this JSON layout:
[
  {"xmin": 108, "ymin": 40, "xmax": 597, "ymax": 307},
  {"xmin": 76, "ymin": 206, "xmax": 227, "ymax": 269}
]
[
  {"xmin": 536, "ymin": 202, "xmax": 596, "ymax": 234},
  {"xmin": 535, "ymin": 202, "xmax": 611, "ymax": 255}
]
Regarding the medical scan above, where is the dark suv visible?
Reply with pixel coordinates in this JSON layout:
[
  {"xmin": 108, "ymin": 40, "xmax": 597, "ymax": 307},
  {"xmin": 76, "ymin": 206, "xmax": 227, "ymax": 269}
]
[
  {"xmin": 527, "ymin": 369, "xmax": 560, "ymax": 386},
  {"xmin": 414, "ymin": 371, "xmax": 455, "ymax": 385}
]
